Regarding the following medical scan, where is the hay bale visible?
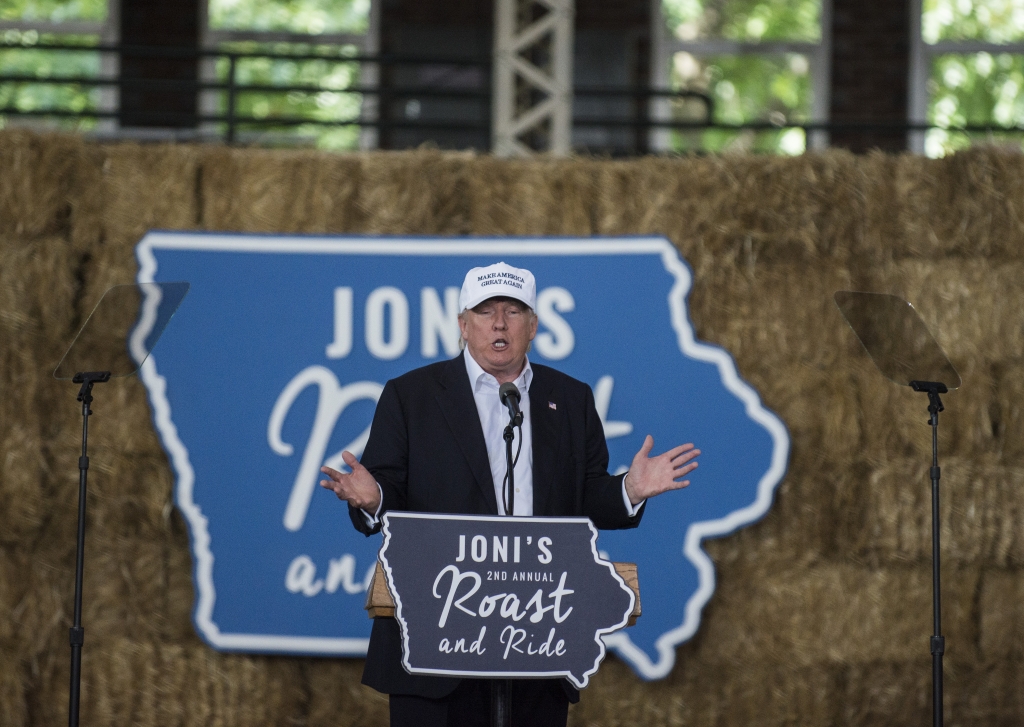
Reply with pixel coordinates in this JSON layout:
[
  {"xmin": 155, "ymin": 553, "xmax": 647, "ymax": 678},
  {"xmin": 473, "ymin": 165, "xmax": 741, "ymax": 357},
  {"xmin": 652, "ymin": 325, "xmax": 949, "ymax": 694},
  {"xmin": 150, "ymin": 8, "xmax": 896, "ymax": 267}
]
[
  {"xmin": 10, "ymin": 139, "xmax": 1024, "ymax": 725},
  {"xmin": 28, "ymin": 434, "xmax": 85, "ymax": 561},
  {"xmin": 951, "ymin": 658, "xmax": 1024, "ymax": 724},
  {"xmin": 0, "ymin": 130, "xmax": 85, "ymax": 241},
  {"xmin": 0, "ymin": 654, "xmax": 27, "ymax": 727},
  {"xmin": 346, "ymin": 150, "xmax": 474, "ymax": 235},
  {"xmin": 163, "ymin": 514, "xmax": 198, "ymax": 644},
  {"xmin": 81, "ymin": 535, "xmax": 170, "ymax": 643},
  {"xmin": 64, "ymin": 143, "xmax": 106, "ymax": 252},
  {"xmin": 467, "ymin": 156, "xmax": 598, "ymax": 236},
  {"xmin": 75, "ymin": 143, "xmax": 201, "ymax": 304},
  {"xmin": 21, "ymin": 630, "xmax": 68, "ymax": 726},
  {"xmin": 755, "ymin": 365, "xmax": 864, "ymax": 467},
  {"xmin": 852, "ymin": 358, "xmax": 996, "ymax": 460},
  {"xmin": 0, "ymin": 422, "xmax": 47, "ymax": 546},
  {"xmin": 30, "ymin": 637, "xmax": 307, "ymax": 726},
  {"xmin": 85, "ymin": 638, "xmax": 162, "ymax": 727},
  {"xmin": 20, "ymin": 508, "xmax": 187, "ymax": 649},
  {"xmin": 38, "ymin": 638, "xmax": 306, "ymax": 727},
  {"xmin": 849, "ymin": 457, "xmax": 1024, "ymax": 566},
  {"xmin": 165, "ymin": 646, "xmax": 306, "ymax": 727},
  {"xmin": 851, "ymin": 152, "xmax": 908, "ymax": 268},
  {"xmin": 989, "ymin": 362, "xmax": 1024, "ymax": 459},
  {"xmin": 573, "ymin": 652, "xmax": 835, "ymax": 727},
  {"xmin": 695, "ymin": 563, "xmax": 977, "ymax": 667},
  {"xmin": 0, "ymin": 235, "xmax": 80, "ymax": 544},
  {"xmin": 8, "ymin": 495, "xmax": 177, "ymax": 657},
  {"xmin": 0, "ymin": 548, "xmax": 28, "ymax": 648},
  {"xmin": 32, "ymin": 380, "xmax": 174, "ymax": 547},
  {"xmin": 978, "ymin": 569, "xmax": 1024, "ymax": 659},
  {"xmin": 19, "ymin": 499, "xmax": 194, "ymax": 655},
  {"xmin": 304, "ymin": 659, "xmax": 389, "ymax": 727},
  {"xmin": 594, "ymin": 151, "xmax": 871, "ymax": 276},
  {"xmin": 592, "ymin": 157, "xmax": 685, "ymax": 239},
  {"xmin": 96, "ymin": 143, "xmax": 200, "ymax": 244},
  {"xmin": 840, "ymin": 660, "xmax": 931, "ymax": 727},
  {"xmin": 200, "ymin": 147, "xmax": 364, "ymax": 233},
  {"xmin": 887, "ymin": 147, "xmax": 1024, "ymax": 260},
  {"xmin": 704, "ymin": 457, "xmax": 872, "ymax": 565},
  {"xmin": 868, "ymin": 259, "xmax": 1024, "ymax": 364},
  {"xmin": 84, "ymin": 452, "xmax": 174, "ymax": 540},
  {"xmin": 0, "ymin": 234, "xmax": 78, "ymax": 356},
  {"xmin": 688, "ymin": 260, "xmax": 855, "ymax": 373},
  {"xmin": 12, "ymin": 548, "xmax": 69, "ymax": 660}
]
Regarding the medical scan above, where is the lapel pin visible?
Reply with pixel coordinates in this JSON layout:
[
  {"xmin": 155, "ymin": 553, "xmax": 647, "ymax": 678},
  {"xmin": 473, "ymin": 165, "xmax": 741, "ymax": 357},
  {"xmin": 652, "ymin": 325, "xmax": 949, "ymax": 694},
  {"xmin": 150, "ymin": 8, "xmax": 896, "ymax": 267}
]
[{"xmin": 548, "ymin": 401, "xmax": 557, "ymax": 410}]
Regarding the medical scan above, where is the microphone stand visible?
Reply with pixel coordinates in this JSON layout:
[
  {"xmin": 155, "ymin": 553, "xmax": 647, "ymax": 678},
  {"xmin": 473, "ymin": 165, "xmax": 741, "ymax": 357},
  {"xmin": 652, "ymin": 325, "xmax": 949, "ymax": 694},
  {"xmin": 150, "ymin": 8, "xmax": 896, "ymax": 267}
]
[
  {"xmin": 491, "ymin": 412, "xmax": 518, "ymax": 727},
  {"xmin": 504, "ymin": 422, "xmax": 516, "ymax": 518}
]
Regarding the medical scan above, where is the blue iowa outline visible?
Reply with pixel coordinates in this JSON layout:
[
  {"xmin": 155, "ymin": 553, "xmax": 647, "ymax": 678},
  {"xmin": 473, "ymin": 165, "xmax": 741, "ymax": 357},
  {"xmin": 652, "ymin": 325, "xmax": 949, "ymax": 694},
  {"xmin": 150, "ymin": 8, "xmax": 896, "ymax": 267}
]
[
  {"xmin": 135, "ymin": 232, "xmax": 790, "ymax": 676},
  {"xmin": 601, "ymin": 243, "xmax": 790, "ymax": 680}
]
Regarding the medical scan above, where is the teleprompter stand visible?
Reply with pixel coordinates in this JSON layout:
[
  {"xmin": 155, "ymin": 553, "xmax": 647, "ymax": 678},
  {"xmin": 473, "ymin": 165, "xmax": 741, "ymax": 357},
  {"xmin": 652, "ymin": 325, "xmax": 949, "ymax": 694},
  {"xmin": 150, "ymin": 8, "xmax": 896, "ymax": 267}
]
[
  {"xmin": 835, "ymin": 291, "xmax": 961, "ymax": 727},
  {"xmin": 67, "ymin": 370, "xmax": 109, "ymax": 727},
  {"xmin": 53, "ymin": 282, "xmax": 189, "ymax": 727},
  {"xmin": 909, "ymin": 379, "xmax": 948, "ymax": 727}
]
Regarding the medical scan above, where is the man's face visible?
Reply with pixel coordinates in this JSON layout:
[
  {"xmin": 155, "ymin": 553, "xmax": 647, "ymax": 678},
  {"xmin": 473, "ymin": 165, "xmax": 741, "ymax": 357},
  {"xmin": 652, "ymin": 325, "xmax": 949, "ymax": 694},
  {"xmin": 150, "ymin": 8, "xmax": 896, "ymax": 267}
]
[{"xmin": 458, "ymin": 296, "xmax": 538, "ymax": 384}]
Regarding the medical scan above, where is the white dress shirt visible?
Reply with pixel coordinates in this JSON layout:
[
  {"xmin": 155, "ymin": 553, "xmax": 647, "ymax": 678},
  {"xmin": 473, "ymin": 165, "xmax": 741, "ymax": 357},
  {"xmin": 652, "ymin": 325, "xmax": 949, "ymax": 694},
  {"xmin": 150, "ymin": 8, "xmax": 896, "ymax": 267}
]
[
  {"xmin": 463, "ymin": 348, "xmax": 534, "ymax": 515},
  {"xmin": 462, "ymin": 349, "xmax": 642, "ymax": 517}
]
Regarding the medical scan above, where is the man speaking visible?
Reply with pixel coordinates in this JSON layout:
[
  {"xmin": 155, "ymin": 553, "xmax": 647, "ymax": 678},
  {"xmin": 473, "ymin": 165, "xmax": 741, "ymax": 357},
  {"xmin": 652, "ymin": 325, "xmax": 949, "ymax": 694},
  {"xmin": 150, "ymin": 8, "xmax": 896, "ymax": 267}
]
[{"xmin": 320, "ymin": 262, "xmax": 700, "ymax": 726}]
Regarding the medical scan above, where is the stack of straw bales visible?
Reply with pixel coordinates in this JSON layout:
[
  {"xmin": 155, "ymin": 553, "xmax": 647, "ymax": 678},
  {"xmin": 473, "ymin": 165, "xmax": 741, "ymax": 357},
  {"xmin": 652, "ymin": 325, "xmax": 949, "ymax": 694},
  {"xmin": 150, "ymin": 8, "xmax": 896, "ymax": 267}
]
[{"xmin": 1, "ymin": 128, "xmax": 1023, "ymax": 726}]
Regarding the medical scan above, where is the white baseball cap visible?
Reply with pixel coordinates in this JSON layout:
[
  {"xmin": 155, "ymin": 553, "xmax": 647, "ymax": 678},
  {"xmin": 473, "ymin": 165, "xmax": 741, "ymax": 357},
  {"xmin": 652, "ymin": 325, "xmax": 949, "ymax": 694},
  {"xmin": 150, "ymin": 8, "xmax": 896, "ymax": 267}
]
[{"xmin": 459, "ymin": 262, "xmax": 537, "ymax": 312}]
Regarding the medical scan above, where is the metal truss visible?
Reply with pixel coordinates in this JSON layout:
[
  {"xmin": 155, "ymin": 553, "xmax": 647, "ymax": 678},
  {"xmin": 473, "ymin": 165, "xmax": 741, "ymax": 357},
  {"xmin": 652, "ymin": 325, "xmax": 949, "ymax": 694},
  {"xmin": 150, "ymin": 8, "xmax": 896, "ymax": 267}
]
[{"xmin": 491, "ymin": 0, "xmax": 575, "ymax": 156}]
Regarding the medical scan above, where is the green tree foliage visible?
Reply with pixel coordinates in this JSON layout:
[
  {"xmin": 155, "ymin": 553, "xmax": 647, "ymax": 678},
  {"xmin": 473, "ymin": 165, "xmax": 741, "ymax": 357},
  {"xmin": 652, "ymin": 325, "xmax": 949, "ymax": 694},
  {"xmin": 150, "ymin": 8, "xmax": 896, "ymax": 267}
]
[
  {"xmin": 663, "ymin": 0, "xmax": 819, "ymax": 41},
  {"xmin": 0, "ymin": 30, "xmax": 101, "ymax": 131},
  {"xmin": 1, "ymin": 0, "xmax": 370, "ymax": 144},
  {"xmin": 1, "ymin": 1, "xmax": 106, "ymax": 130},
  {"xmin": 6, "ymin": 0, "xmax": 1022, "ymax": 155},
  {"xmin": 923, "ymin": 0, "xmax": 1024, "ymax": 43},
  {"xmin": 923, "ymin": 1, "xmax": 1024, "ymax": 156},
  {"xmin": 207, "ymin": 0, "xmax": 371, "ymax": 148},
  {"xmin": 663, "ymin": 0, "xmax": 818, "ymax": 154},
  {"xmin": 214, "ymin": 42, "xmax": 362, "ymax": 149},
  {"xmin": 0, "ymin": 0, "xmax": 105, "ymax": 22},
  {"xmin": 927, "ymin": 52, "xmax": 1024, "ymax": 156},
  {"xmin": 209, "ymin": 0, "xmax": 369, "ymax": 35},
  {"xmin": 670, "ymin": 52, "xmax": 810, "ymax": 154}
]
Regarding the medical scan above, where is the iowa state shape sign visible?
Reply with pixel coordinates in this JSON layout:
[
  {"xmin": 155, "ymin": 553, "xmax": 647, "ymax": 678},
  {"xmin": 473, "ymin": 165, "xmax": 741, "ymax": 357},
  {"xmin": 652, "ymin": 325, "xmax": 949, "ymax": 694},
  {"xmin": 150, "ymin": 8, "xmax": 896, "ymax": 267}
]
[{"xmin": 136, "ymin": 233, "xmax": 789, "ymax": 680}]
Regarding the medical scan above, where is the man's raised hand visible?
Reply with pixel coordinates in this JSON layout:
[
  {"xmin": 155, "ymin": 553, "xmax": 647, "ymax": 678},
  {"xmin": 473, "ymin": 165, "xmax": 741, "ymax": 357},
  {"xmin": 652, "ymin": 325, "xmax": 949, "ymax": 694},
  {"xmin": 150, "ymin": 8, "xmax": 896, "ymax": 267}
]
[
  {"xmin": 319, "ymin": 451, "xmax": 382, "ymax": 513},
  {"xmin": 624, "ymin": 435, "xmax": 700, "ymax": 506}
]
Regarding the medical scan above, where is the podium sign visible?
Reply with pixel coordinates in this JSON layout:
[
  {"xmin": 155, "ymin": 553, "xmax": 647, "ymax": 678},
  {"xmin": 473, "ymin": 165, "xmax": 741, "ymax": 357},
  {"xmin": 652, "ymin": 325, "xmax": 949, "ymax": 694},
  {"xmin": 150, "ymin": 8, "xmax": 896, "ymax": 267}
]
[{"xmin": 380, "ymin": 513, "xmax": 635, "ymax": 689}]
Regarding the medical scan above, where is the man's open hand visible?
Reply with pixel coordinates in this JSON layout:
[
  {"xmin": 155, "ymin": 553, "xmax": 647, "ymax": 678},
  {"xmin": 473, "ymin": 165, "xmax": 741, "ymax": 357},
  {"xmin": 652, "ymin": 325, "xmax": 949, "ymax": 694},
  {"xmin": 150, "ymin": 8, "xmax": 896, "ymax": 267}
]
[
  {"xmin": 624, "ymin": 435, "xmax": 700, "ymax": 506},
  {"xmin": 319, "ymin": 451, "xmax": 382, "ymax": 513}
]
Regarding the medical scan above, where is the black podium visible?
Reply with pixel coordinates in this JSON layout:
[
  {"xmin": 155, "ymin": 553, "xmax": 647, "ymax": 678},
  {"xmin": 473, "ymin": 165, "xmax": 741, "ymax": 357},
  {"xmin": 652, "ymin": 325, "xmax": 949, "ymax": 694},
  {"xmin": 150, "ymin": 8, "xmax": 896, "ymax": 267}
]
[{"xmin": 365, "ymin": 513, "xmax": 641, "ymax": 727}]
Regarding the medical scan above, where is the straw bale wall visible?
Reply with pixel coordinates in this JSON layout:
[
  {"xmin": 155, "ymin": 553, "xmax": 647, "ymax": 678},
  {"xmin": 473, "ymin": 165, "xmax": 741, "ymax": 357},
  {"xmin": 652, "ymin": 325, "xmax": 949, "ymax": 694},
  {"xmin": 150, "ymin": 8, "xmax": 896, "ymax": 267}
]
[{"xmin": 1, "ymin": 127, "xmax": 1023, "ymax": 725}]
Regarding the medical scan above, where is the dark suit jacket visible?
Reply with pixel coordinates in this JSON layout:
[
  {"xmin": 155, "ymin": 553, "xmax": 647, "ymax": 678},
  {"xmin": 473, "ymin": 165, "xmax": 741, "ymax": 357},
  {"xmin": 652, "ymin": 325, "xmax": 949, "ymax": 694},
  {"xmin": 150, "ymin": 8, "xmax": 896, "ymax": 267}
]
[{"xmin": 349, "ymin": 352, "xmax": 644, "ymax": 700}]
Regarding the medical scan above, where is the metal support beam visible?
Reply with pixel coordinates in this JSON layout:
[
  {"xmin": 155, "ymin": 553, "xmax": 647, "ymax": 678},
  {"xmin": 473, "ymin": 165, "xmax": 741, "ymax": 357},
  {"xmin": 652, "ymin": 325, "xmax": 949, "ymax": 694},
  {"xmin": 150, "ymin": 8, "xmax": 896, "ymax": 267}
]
[{"xmin": 492, "ymin": 0, "xmax": 574, "ymax": 156}]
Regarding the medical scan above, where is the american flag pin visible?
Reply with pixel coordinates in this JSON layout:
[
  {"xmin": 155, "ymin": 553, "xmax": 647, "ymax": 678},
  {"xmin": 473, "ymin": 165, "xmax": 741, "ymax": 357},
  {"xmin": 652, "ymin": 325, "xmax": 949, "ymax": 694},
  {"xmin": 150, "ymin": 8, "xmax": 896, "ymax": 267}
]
[{"xmin": 548, "ymin": 401, "xmax": 557, "ymax": 410}]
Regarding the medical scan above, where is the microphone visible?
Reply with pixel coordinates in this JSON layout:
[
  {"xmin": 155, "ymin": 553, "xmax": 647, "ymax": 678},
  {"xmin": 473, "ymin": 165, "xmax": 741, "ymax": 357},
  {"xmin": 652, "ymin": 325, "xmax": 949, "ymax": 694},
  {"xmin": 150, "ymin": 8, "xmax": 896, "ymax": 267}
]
[{"xmin": 498, "ymin": 382, "xmax": 524, "ymax": 426}]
